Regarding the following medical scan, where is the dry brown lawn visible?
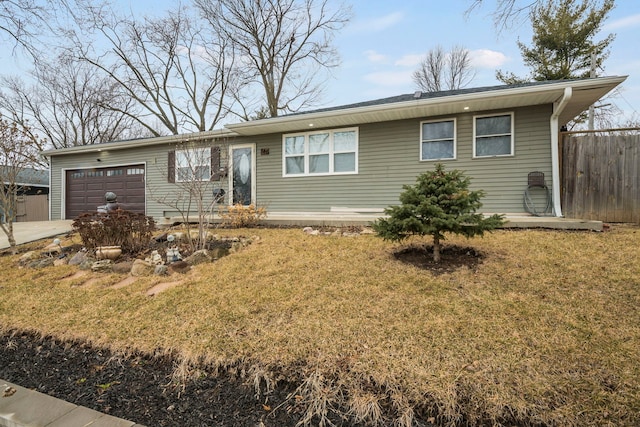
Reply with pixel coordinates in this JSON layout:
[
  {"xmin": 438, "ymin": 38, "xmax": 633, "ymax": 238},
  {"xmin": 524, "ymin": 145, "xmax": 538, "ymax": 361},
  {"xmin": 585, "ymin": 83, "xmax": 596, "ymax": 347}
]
[{"xmin": 1, "ymin": 225, "xmax": 639, "ymax": 426}]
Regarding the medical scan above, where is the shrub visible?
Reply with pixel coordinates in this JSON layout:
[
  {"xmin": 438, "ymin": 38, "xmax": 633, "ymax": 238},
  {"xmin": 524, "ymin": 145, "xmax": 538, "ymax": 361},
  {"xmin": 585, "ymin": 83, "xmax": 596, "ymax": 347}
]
[
  {"xmin": 373, "ymin": 163, "xmax": 504, "ymax": 262},
  {"xmin": 72, "ymin": 210, "xmax": 156, "ymax": 254},
  {"xmin": 220, "ymin": 204, "xmax": 267, "ymax": 228}
]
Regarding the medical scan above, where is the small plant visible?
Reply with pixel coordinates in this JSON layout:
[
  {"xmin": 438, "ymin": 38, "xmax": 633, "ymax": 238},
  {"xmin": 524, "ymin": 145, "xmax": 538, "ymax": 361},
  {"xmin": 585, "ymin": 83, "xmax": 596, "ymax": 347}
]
[
  {"xmin": 373, "ymin": 163, "xmax": 504, "ymax": 262},
  {"xmin": 220, "ymin": 204, "xmax": 267, "ymax": 228},
  {"xmin": 72, "ymin": 210, "xmax": 156, "ymax": 254}
]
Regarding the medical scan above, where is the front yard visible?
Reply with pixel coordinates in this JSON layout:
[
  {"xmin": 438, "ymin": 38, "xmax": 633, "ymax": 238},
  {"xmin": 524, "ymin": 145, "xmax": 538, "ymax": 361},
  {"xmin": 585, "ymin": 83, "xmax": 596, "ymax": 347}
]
[{"xmin": 1, "ymin": 225, "xmax": 639, "ymax": 426}]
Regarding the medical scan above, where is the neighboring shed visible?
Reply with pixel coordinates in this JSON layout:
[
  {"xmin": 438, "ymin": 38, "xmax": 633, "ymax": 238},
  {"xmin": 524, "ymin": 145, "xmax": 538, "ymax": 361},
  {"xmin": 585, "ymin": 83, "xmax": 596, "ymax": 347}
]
[{"xmin": 43, "ymin": 76, "xmax": 626, "ymax": 224}]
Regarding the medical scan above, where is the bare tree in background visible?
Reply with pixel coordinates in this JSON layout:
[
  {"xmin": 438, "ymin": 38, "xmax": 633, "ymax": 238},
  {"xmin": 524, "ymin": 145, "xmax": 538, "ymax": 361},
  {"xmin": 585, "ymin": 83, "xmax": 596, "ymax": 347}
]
[
  {"xmin": 69, "ymin": 5, "xmax": 236, "ymax": 136},
  {"xmin": 413, "ymin": 45, "xmax": 475, "ymax": 92},
  {"xmin": 0, "ymin": 53, "xmax": 145, "ymax": 148},
  {"xmin": 465, "ymin": 0, "xmax": 544, "ymax": 31},
  {"xmin": 0, "ymin": 116, "xmax": 44, "ymax": 253},
  {"xmin": 0, "ymin": 0, "xmax": 49, "ymax": 54},
  {"xmin": 194, "ymin": 0, "xmax": 351, "ymax": 118}
]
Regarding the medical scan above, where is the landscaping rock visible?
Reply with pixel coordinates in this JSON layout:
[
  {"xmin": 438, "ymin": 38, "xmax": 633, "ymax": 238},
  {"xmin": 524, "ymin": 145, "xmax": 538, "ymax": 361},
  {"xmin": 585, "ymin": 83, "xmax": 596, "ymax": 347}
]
[
  {"xmin": 28, "ymin": 258, "xmax": 54, "ymax": 269},
  {"xmin": 18, "ymin": 251, "xmax": 38, "ymax": 266},
  {"xmin": 78, "ymin": 259, "xmax": 95, "ymax": 270},
  {"xmin": 91, "ymin": 259, "xmax": 113, "ymax": 272},
  {"xmin": 229, "ymin": 241, "xmax": 244, "ymax": 253},
  {"xmin": 113, "ymin": 261, "xmax": 134, "ymax": 274},
  {"xmin": 68, "ymin": 251, "xmax": 88, "ymax": 266},
  {"xmin": 185, "ymin": 249, "xmax": 211, "ymax": 266},
  {"xmin": 53, "ymin": 257, "xmax": 68, "ymax": 267},
  {"xmin": 41, "ymin": 243, "xmax": 62, "ymax": 257},
  {"xmin": 168, "ymin": 260, "xmax": 190, "ymax": 274},
  {"xmin": 154, "ymin": 265, "xmax": 168, "ymax": 276},
  {"xmin": 210, "ymin": 247, "xmax": 229, "ymax": 259},
  {"xmin": 131, "ymin": 259, "xmax": 155, "ymax": 277}
]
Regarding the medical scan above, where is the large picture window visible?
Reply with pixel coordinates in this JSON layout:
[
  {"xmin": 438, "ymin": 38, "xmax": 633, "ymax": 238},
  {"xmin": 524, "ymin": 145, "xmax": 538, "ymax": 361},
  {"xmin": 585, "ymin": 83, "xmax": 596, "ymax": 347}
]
[
  {"xmin": 421, "ymin": 119, "xmax": 456, "ymax": 161},
  {"xmin": 474, "ymin": 113, "xmax": 514, "ymax": 157},
  {"xmin": 283, "ymin": 128, "xmax": 358, "ymax": 176}
]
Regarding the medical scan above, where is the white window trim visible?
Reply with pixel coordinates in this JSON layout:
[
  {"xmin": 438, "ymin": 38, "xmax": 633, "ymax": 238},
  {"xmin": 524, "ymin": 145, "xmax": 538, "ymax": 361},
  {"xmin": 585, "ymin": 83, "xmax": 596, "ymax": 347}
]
[
  {"xmin": 473, "ymin": 112, "xmax": 515, "ymax": 158},
  {"xmin": 175, "ymin": 147, "xmax": 211, "ymax": 182},
  {"xmin": 282, "ymin": 127, "xmax": 359, "ymax": 177},
  {"xmin": 420, "ymin": 118, "xmax": 457, "ymax": 161}
]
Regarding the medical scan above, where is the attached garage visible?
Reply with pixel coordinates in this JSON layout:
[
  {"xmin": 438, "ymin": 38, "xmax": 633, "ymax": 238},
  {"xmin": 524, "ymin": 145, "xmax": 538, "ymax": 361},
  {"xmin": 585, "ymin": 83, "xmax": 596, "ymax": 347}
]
[{"xmin": 65, "ymin": 164, "xmax": 145, "ymax": 219}]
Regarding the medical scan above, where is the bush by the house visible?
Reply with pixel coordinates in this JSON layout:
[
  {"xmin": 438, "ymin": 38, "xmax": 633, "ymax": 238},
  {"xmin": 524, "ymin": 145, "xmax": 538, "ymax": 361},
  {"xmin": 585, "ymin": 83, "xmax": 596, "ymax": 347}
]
[
  {"xmin": 72, "ymin": 210, "xmax": 156, "ymax": 254},
  {"xmin": 220, "ymin": 204, "xmax": 267, "ymax": 228}
]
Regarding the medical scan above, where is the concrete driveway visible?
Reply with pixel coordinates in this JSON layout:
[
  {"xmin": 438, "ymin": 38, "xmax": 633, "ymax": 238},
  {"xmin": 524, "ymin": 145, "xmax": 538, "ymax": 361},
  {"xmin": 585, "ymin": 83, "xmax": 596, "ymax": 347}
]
[{"xmin": 0, "ymin": 220, "xmax": 74, "ymax": 249}]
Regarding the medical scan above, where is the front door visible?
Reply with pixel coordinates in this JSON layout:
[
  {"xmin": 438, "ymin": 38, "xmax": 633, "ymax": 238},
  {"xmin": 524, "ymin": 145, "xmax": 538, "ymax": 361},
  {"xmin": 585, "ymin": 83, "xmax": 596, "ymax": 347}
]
[{"xmin": 229, "ymin": 145, "xmax": 255, "ymax": 206}]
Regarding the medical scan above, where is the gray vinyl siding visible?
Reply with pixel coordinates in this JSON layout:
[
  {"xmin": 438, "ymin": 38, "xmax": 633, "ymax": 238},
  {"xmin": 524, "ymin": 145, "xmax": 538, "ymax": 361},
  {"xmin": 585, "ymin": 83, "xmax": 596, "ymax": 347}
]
[
  {"xmin": 255, "ymin": 104, "xmax": 553, "ymax": 214},
  {"xmin": 49, "ymin": 139, "xmax": 233, "ymax": 220},
  {"xmin": 49, "ymin": 104, "xmax": 553, "ymax": 220}
]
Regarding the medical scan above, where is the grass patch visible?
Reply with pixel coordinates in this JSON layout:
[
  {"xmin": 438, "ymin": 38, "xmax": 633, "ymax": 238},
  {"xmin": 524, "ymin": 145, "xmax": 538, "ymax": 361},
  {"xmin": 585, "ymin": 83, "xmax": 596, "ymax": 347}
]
[{"xmin": 1, "ymin": 225, "xmax": 639, "ymax": 425}]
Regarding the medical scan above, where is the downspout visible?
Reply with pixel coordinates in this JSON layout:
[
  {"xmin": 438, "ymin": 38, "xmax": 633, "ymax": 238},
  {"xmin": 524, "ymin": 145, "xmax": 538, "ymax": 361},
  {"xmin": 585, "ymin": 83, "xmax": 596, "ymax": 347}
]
[
  {"xmin": 550, "ymin": 87, "xmax": 572, "ymax": 217},
  {"xmin": 46, "ymin": 156, "xmax": 52, "ymax": 221}
]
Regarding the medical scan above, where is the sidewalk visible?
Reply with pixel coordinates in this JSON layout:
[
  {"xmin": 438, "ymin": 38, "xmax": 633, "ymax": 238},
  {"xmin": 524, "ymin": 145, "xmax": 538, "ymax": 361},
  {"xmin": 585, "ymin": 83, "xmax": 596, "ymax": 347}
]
[
  {"xmin": 0, "ymin": 379, "xmax": 144, "ymax": 427},
  {"xmin": 0, "ymin": 221, "xmax": 73, "ymax": 250}
]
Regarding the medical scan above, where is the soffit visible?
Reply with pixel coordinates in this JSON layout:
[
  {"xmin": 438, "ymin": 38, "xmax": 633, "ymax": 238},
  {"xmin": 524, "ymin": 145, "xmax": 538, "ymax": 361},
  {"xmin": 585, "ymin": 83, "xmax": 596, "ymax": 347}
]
[{"xmin": 227, "ymin": 76, "xmax": 626, "ymax": 136}]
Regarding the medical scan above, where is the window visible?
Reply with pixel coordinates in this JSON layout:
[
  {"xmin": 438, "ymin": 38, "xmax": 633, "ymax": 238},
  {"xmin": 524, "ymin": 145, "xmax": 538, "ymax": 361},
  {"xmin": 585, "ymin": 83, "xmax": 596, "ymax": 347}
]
[
  {"xmin": 283, "ymin": 128, "xmax": 357, "ymax": 176},
  {"xmin": 421, "ymin": 119, "xmax": 456, "ymax": 161},
  {"xmin": 127, "ymin": 167, "xmax": 144, "ymax": 175},
  {"xmin": 107, "ymin": 169, "xmax": 123, "ymax": 177},
  {"xmin": 474, "ymin": 113, "xmax": 514, "ymax": 157},
  {"xmin": 176, "ymin": 147, "xmax": 211, "ymax": 181}
]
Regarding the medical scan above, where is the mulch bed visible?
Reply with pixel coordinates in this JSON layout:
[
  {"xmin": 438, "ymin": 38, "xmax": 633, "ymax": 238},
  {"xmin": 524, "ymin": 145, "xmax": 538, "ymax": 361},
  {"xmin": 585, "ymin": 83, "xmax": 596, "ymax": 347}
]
[{"xmin": 0, "ymin": 330, "xmax": 308, "ymax": 426}]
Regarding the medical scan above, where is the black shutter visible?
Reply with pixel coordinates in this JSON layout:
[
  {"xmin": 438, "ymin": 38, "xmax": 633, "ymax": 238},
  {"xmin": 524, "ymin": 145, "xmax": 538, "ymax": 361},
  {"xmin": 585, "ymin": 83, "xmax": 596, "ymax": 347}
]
[
  {"xmin": 168, "ymin": 151, "xmax": 175, "ymax": 183},
  {"xmin": 211, "ymin": 146, "xmax": 222, "ymax": 180}
]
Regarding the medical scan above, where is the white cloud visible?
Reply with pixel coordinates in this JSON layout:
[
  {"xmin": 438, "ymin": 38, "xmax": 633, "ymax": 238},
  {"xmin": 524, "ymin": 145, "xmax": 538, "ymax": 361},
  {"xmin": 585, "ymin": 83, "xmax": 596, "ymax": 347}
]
[
  {"xmin": 469, "ymin": 49, "xmax": 509, "ymax": 69},
  {"xmin": 364, "ymin": 50, "xmax": 387, "ymax": 63},
  {"xmin": 363, "ymin": 70, "xmax": 413, "ymax": 87},
  {"xmin": 603, "ymin": 14, "xmax": 640, "ymax": 31},
  {"xmin": 394, "ymin": 53, "xmax": 423, "ymax": 67},
  {"xmin": 349, "ymin": 11, "xmax": 404, "ymax": 33}
]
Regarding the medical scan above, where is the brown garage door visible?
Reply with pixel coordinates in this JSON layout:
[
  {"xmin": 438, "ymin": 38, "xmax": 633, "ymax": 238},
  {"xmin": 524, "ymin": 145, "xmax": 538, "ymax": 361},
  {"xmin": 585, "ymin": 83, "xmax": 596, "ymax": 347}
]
[{"xmin": 66, "ymin": 165, "xmax": 145, "ymax": 219}]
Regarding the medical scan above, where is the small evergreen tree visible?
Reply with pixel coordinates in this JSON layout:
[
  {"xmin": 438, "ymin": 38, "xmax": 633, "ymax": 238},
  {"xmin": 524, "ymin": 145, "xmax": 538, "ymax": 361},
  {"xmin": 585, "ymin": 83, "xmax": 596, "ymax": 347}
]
[{"xmin": 373, "ymin": 164, "xmax": 504, "ymax": 262}]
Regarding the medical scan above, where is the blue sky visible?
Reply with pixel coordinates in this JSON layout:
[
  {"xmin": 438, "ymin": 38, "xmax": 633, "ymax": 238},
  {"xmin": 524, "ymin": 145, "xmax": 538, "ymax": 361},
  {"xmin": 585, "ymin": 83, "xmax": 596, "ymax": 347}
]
[
  {"xmin": 126, "ymin": 0, "xmax": 640, "ymax": 123},
  {"xmin": 327, "ymin": 0, "xmax": 640, "ymax": 122},
  {"xmin": 4, "ymin": 0, "xmax": 640, "ymax": 125}
]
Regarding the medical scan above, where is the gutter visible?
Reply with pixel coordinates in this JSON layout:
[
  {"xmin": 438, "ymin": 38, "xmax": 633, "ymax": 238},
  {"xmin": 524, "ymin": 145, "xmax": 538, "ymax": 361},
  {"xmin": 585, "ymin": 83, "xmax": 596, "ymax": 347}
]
[{"xmin": 550, "ymin": 87, "xmax": 572, "ymax": 217}]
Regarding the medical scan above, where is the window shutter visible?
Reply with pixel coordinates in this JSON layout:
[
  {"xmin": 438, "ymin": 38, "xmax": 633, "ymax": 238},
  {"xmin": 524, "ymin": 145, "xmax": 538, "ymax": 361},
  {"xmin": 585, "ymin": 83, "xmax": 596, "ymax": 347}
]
[
  {"xmin": 211, "ymin": 146, "xmax": 222, "ymax": 180},
  {"xmin": 168, "ymin": 151, "xmax": 175, "ymax": 183}
]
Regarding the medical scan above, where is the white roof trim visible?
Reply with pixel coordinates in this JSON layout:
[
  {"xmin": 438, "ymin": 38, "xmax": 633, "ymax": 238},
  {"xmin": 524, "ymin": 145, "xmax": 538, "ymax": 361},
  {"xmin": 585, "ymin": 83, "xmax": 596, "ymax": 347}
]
[
  {"xmin": 226, "ymin": 76, "xmax": 626, "ymax": 136},
  {"xmin": 43, "ymin": 128, "xmax": 238, "ymax": 157}
]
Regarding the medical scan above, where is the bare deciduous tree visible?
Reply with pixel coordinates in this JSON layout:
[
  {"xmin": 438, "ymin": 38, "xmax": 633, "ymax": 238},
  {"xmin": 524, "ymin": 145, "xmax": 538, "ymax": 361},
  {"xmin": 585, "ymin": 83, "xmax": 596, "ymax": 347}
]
[
  {"xmin": 70, "ymin": 4, "xmax": 236, "ymax": 136},
  {"xmin": 465, "ymin": 0, "xmax": 543, "ymax": 31},
  {"xmin": 195, "ymin": 0, "xmax": 351, "ymax": 118},
  {"xmin": 0, "ymin": 0, "xmax": 48, "ymax": 54},
  {"xmin": 413, "ymin": 45, "xmax": 475, "ymax": 92},
  {"xmin": 0, "ymin": 53, "xmax": 145, "ymax": 148},
  {"xmin": 148, "ymin": 138, "xmax": 230, "ymax": 252},
  {"xmin": 0, "ymin": 116, "xmax": 44, "ymax": 253}
]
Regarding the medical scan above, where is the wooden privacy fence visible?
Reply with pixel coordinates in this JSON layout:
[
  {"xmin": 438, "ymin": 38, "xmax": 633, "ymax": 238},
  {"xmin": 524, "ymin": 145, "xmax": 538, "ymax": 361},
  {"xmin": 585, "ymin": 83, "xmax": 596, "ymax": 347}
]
[
  {"xmin": 562, "ymin": 131, "xmax": 640, "ymax": 223},
  {"xmin": 15, "ymin": 194, "xmax": 49, "ymax": 222}
]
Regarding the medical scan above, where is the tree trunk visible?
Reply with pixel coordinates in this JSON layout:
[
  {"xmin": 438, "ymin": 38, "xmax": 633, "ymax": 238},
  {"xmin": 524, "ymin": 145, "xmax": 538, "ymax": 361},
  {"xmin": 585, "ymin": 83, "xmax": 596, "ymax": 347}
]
[
  {"xmin": 432, "ymin": 235, "xmax": 441, "ymax": 263},
  {"xmin": 0, "ymin": 222, "xmax": 17, "ymax": 255}
]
